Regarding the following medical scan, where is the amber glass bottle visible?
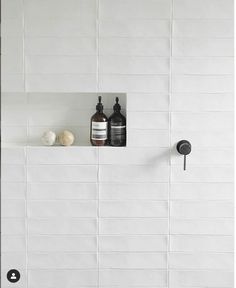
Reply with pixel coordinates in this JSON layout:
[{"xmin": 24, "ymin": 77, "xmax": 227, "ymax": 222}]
[
  {"xmin": 90, "ymin": 96, "xmax": 108, "ymax": 146},
  {"xmin": 108, "ymin": 97, "xmax": 126, "ymax": 146}
]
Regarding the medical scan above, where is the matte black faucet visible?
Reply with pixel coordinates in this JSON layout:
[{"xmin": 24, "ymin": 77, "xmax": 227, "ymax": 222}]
[{"xmin": 176, "ymin": 140, "xmax": 192, "ymax": 170}]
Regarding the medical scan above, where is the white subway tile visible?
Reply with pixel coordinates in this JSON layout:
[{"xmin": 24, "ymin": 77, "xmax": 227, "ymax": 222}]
[
  {"xmin": 1, "ymin": 147, "xmax": 25, "ymax": 164},
  {"xmin": 170, "ymin": 271, "xmax": 233, "ymax": 287},
  {"xmin": 100, "ymin": 218, "xmax": 168, "ymax": 235},
  {"xmin": 3, "ymin": 101, "xmax": 24, "ymax": 123},
  {"xmin": 28, "ymin": 253, "xmax": 97, "ymax": 269},
  {"xmin": 2, "ymin": 235, "xmax": 26, "ymax": 252},
  {"xmin": 172, "ymin": 75, "xmax": 233, "ymax": 93},
  {"xmin": 28, "ymin": 183, "xmax": 97, "ymax": 200},
  {"xmin": 100, "ymin": 165, "xmax": 169, "ymax": 182},
  {"xmin": 1, "ymin": 92, "xmax": 27, "ymax": 106},
  {"xmin": 1, "ymin": 165, "xmax": 26, "ymax": 182},
  {"xmin": 28, "ymin": 218, "xmax": 97, "ymax": 235},
  {"xmin": 172, "ymin": 148, "xmax": 234, "ymax": 166},
  {"xmin": 172, "ymin": 57, "xmax": 233, "ymax": 75},
  {"xmin": 100, "ymin": 252, "xmax": 167, "ymax": 269},
  {"xmin": 172, "ymin": 112, "xmax": 233, "ymax": 131},
  {"xmin": 170, "ymin": 183, "xmax": 234, "ymax": 200},
  {"xmin": 1, "ymin": 74, "xmax": 25, "ymax": 92},
  {"xmin": 2, "ymin": 37, "xmax": 23, "ymax": 61},
  {"xmin": 171, "ymin": 130, "xmax": 234, "ymax": 148},
  {"xmin": 171, "ymin": 201, "xmax": 233, "ymax": 218},
  {"xmin": 100, "ymin": 269, "xmax": 167, "ymax": 286},
  {"xmin": 172, "ymin": 93, "xmax": 234, "ymax": 111},
  {"xmin": 171, "ymin": 219, "xmax": 233, "ymax": 235},
  {"xmin": 100, "ymin": 38, "xmax": 170, "ymax": 56},
  {"xmin": 2, "ymin": 218, "xmax": 26, "ymax": 235},
  {"xmin": 2, "ymin": 0, "xmax": 235, "ymax": 282},
  {"xmin": 100, "ymin": 19, "xmax": 170, "ymax": 37},
  {"xmin": 100, "ymin": 56, "xmax": 169, "ymax": 74},
  {"xmin": 99, "ymin": 147, "xmax": 168, "ymax": 165},
  {"xmin": 25, "ymin": 0, "xmax": 96, "ymax": 19},
  {"xmin": 127, "ymin": 93, "xmax": 169, "ymax": 111},
  {"xmin": 2, "ymin": 0, "xmax": 23, "ymax": 19},
  {"xmin": 28, "ymin": 200, "xmax": 97, "ymax": 218},
  {"xmin": 25, "ymin": 18, "xmax": 96, "ymax": 37},
  {"xmin": 2, "ymin": 107, "xmax": 28, "ymax": 126},
  {"xmin": 27, "ymin": 147, "xmax": 97, "ymax": 165},
  {"xmin": 2, "ymin": 54, "xmax": 23, "ymax": 74},
  {"xmin": 28, "ymin": 270, "xmax": 98, "ymax": 287},
  {"xmin": 173, "ymin": 19, "xmax": 233, "ymax": 37},
  {"xmin": 128, "ymin": 129, "xmax": 170, "ymax": 147},
  {"xmin": 174, "ymin": 0, "xmax": 233, "ymax": 19},
  {"xmin": 100, "ymin": 235, "xmax": 168, "ymax": 252},
  {"xmin": 169, "ymin": 252, "xmax": 233, "ymax": 270},
  {"xmin": 129, "ymin": 112, "xmax": 169, "ymax": 129},
  {"xmin": 100, "ymin": 183, "xmax": 168, "ymax": 200},
  {"xmin": 25, "ymin": 37, "xmax": 96, "ymax": 55},
  {"xmin": 1, "ymin": 126, "xmax": 27, "ymax": 145},
  {"xmin": 1, "ymin": 252, "xmax": 26, "ymax": 268},
  {"xmin": 170, "ymin": 235, "xmax": 234, "ymax": 252},
  {"xmin": 28, "ymin": 235, "xmax": 97, "ymax": 252},
  {"xmin": 28, "ymin": 108, "xmax": 93, "ymax": 126},
  {"xmin": 26, "ymin": 55, "xmax": 96, "ymax": 74},
  {"xmin": 100, "ymin": 200, "xmax": 168, "ymax": 218},
  {"xmin": 26, "ymin": 74, "xmax": 97, "ymax": 92},
  {"xmin": 171, "ymin": 166, "xmax": 233, "ymax": 183},
  {"xmin": 27, "ymin": 165, "xmax": 97, "ymax": 182},
  {"xmin": 1, "ymin": 19, "xmax": 23, "ymax": 36},
  {"xmin": 173, "ymin": 38, "xmax": 233, "ymax": 57},
  {"xmin": 1, "ymin": 182, "xmax": 26, "ymax": 200},
  {"xmin": 2, "ymin": 200, "xmax": 25, "ymax": 217},
  {"xmin": 100, "ymin": 0, "xmax": 171, "ymax": 19},
  {"xmin": 100, "ymin": 75, "xmax": 169, "ymax": 93}
]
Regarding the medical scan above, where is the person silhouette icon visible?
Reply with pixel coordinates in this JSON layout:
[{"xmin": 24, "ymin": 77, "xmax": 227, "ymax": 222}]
[
  {"xmin": 7, "ymin": 269, "xmax": 20, "ymax": 283},
  {"xmin": 11, "ymin": 273, "xmax": 17, "ymax": 280}
]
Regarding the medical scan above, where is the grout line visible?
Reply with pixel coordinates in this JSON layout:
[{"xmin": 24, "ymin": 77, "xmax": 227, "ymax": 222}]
[
  {"xmin": 17, "ymin": 251, "xmax": 234, "ymax": 255},
  {"xmin": 167, "ymin": 0, "xmax": 174, "ymax": 287},
  {"xmin": 17, "ymin": 72, "xmax": 235, "ymax": 77},
  {"xmin": 3, "ymin": 268, "xmax": 233, "ymax": 272},
  {"xmin": 3, "ymin": 232, "xmax": 234, "ymax": 237},
  {"xmin": 22, "ymin": 35, "xmax": 234, "ymax": 40},
  {"xmin": 20, "ymin": 199, "xmax": 235, "ymax": 204},
  {"xmin": 22, "ymin": 2, "xmax": 29, "ymax": 287},
  {"xmin": 2, "ymin": 216, "xmax": 234, "ymax": 220}
]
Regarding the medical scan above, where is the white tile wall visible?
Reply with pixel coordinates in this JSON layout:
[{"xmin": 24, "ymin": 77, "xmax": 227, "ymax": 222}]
[{"xmin": 1, "ymin": 0, "xmax": 234, "ymax": 288}]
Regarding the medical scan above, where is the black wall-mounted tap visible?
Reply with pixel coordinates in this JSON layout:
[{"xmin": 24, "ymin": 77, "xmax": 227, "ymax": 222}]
[{"xmin": 176, "ymin": 140, "xmax": 192, "ymax": 170}]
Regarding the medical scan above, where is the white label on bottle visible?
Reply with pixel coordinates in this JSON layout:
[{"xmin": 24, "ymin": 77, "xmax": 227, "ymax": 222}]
[
  {"xmin": 92, "ymin": 121, "xmax": 107, "ymax": 140},
  {"xmin": 111, "ymin": 125, "xmax": 126, "ymax": 129}
]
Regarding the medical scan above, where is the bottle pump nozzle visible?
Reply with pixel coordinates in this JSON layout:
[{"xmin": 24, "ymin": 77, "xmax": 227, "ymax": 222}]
[
  {"xmin": 96, "ymin": 96, "xmax": 103, "ymax": 112},
  {"xmin": 113, "ymin": 97, "xmax": 121, "ymax": 112}
]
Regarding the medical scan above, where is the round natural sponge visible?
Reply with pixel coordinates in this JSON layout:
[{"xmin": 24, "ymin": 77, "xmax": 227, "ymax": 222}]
[{"xmin": 58, "ymin": 130, "xmax": 75, "ymax": 146}]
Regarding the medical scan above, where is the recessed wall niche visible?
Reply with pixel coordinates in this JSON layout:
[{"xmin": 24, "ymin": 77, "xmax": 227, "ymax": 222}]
[{"xmin": 3, "ymin": 93, "xmax": 127, "ymax": 146}]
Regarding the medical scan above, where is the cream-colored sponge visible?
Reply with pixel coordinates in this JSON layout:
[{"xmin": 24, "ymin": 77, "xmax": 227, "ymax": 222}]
[{"xmin": 58, "ymin": 130, "xmax": 75, "ymax": 146}]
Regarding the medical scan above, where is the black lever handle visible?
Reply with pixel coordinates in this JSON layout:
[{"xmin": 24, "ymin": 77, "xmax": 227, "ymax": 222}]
[{"xmin": 176, "ymin": 140, "xmax": 192, "ymax": 170}]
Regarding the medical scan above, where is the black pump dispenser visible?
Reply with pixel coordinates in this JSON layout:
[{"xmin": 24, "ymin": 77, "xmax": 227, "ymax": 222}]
[
  {"xmin": 113, "ymin": 97, "xmax": 121, "ymax": 112},
  {"xmin": 96, "ymin": 96, "xmax": 103, "ymax": 112},
  {"xmin": 108, "ymin": 97, "xmax": 126, "ymax": 146}
]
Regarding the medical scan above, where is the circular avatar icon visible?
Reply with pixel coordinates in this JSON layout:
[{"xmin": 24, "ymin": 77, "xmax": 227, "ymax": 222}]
[{"xmin": 7, "ymin": 269, "xmax": 20, "ymax": 283}]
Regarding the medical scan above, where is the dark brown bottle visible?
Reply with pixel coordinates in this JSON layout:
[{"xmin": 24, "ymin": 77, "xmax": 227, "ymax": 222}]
[
  {"xmin": 90, "ymin": 96, "xmax": 108, "ymax": 146},
  {"xmin": 108, "ymin": 97, "xmax": 126, "ymax": 146}
]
